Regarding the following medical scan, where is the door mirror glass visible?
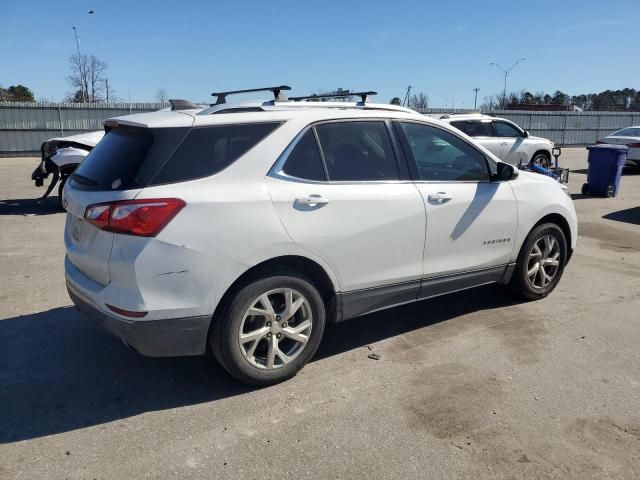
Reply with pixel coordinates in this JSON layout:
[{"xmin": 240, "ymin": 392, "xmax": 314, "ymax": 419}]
[{"xmin": 494, "ymin": 162, "xmax": 519, "ymax": 181}]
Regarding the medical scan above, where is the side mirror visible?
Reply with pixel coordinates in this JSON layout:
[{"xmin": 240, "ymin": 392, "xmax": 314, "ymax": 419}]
[
  {"xmin": 494, "ymin": 162, "xmax": 519, "ymax": 181},
  {"xmin": 523, "ymin": 130, "xmax": 530, "ymax": 138}
]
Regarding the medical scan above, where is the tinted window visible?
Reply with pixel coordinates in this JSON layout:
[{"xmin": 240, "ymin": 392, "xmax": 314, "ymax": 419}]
[
  {"xmin": 315, "ymin": 121, "xmax": 399, "ymax": 181},
  {"xmin": 397, "ymin": 122, "xmax": 490, "ymax": 181},
  {"xmin": 152, "ymin": 123, "xmax": 281, "ymax": 184},
  {"xmin": 472, "ymin": 121, "xmax": 494, "ymax": 137},
  {"xmin": 282, "ymin": 129, "xmax": 326, "ymax": 181},
  {"xmin": 493, "ymin": 121, "xmax": 522, "ymax": 138},
  {"xmin": 450, "ymin": 121, "xmax": 474, "ymax": 136},
  {"xmin": 72, "ymin": 127, "xmax": 154, "ymax": 190}
]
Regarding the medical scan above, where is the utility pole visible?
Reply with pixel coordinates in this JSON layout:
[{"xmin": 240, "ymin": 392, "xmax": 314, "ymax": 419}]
[
  {"xmin": 473, "ymin": 88, "xmax": 480, "ymax": 109},
  {"xmin": 403, "ymin": 85, "xmax": 412, "ymax": 107},
  {"xmin": 105, "ymin": 78, "xmax": 109, "ymax": 102},
  {"xmin": 72, "ymin": 26, "xmax": 86, "ymax": 103},
  {"xmin": 490, "ymin": 58, "xmax": 525, "ymax": 109}
]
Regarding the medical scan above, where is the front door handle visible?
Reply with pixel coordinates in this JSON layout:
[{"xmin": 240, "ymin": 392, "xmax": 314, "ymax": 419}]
[
  {"xmin": 428, "ymin": 192, "xmax": 452, "ymax": 203},
  {"xmin": 294, "ymin": 194, "xmax": 329, "ymax": 206}
]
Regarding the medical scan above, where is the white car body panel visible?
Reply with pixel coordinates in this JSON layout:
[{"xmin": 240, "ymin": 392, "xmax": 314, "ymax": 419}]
[{"xmin": 415, "ymin": 181, "xmax": 518, "ymax": 276}]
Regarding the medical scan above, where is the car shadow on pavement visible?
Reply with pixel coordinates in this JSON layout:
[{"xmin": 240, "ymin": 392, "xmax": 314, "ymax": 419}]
[
  {"xmin": 0, "ymin": 196, "xmax": 62, "ymax": 216},
  {"xmin": 603, "ymin": 206, "xmax": 640, "ymax": 226},
  {"xmin": 0, "ymin": 285, "xmax": 517, "ymax": 443}
]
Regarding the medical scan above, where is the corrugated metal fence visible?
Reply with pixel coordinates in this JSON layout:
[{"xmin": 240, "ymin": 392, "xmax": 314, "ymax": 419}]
[
  {"xmin": 487, "ymin": 110, "xmax": 640, "ymax": 145},
  {"xmin": 0, "ymin": 102, "xmax": 163, "ymax": 156},
  {"xmin": 2, "ymin": 102, "xmax": 640, "ymax": 155}
]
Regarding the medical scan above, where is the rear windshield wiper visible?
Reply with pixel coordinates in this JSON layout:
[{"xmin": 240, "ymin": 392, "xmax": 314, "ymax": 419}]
[{"xmin": 71, "ymin": 173, "xmax": 99, "ymax": 186}]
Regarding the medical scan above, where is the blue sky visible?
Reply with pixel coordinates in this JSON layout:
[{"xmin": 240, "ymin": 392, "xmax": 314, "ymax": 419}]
[{"xmin": 2, "ymin": 0, "xmax": 639, "ymax": 106}]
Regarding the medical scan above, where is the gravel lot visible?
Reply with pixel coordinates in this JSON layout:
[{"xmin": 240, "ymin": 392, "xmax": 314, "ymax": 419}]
[{"xmin": 1, "ymin": 149, "xmax": 639, "ymax": 479}]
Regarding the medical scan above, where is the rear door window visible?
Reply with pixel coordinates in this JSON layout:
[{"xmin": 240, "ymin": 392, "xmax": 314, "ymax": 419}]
[
  {"xmin": 450, "ymin": 121, "xmax": 475, "ymax": 136},
  {"xmin": 315, "ymin": 121, "xmax": 399, "ymax": 181},
  {"xmin": 472, "ymin": 121, "xmax": 494, "ymax": 137}
]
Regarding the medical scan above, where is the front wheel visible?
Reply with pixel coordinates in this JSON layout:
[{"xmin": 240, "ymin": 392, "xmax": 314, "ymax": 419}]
[
  {"xmin": 210, "ymin": 273, "xmax": 326, "ymax": 385},
  {"xmin": 530, "ymin": 152, "xmax": 551, "ymax": 169},
  {"xmin": 509, "ymin": 223, "xmax": 567, "ymax": 301}
]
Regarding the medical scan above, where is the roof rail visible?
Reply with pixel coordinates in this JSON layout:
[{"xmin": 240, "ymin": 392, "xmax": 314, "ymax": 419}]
[
  {"xmin": 290, "ymin": 90, "xmax": 377, "ymax": 103},
  {"xmin": 168, "ymin": 99, "xmax": 202, "ymax": 111},
  {"xmin": 211, "ymin": 85, "xmax": 291, "ymax": 105}
]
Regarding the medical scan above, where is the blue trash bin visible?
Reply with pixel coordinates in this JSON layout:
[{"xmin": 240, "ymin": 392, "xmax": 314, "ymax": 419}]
[{"xmin": 582, "ymin": 144, "xmax": 628, "ymax": 197}]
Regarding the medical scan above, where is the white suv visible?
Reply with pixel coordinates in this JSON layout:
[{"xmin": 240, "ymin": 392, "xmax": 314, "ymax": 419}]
[
  {"xmin": 441, "ymin": 113, "xmax": 557, "ymax": 168},
  {"xmin": 63, "ymin": 88, "xmax": 577, "ymax": 385}
]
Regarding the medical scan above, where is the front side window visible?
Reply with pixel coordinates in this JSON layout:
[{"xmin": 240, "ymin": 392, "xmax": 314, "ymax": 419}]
[
  {"xmin": 315, "ymin": 121, "xmax": 399, "ymax": 181},
  {"xmin": 397, "ymin": 122, "xmax": 490, "ymax": 182},
  {"xmin": 493, "ymin": 121, "xmax": 522, "ymax": 138},
  {"xmin": 282, "ymin": 129, "xmax": 327, "ymax": 181}
]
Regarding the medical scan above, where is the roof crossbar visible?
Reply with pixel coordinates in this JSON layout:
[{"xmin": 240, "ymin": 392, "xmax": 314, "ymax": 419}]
[
  {"xmin": 168, "ymin": 99, "xmax": 202, "ymax": 111},
  {"xmin": 289, "ymin": 90, "xmax": 378, "ymax": 103},
  {"xmin": 211, "ymin": 85, "xmax": 292, "ymax": 105}
]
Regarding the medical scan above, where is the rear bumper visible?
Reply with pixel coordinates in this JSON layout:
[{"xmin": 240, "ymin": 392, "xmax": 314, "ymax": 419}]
[{"xmin": 67, "ymin": 281, "xmax": 210, "ymax": 357}]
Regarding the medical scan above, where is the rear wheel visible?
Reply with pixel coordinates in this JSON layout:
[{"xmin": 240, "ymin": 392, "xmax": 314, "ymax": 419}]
[
  {"xmin": 210, "ymin": 273, "xmax": 326, "ymax": 385},
  {"xmin": 509, "ymin": 223, "xmax": 567, "ymax": 300}
]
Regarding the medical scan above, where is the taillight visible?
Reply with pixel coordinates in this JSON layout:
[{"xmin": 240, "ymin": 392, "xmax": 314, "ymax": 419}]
[
  {"xmin": 627, "ymin": 143, "xmax": 640, "ymax": 148},
  {"xmin": 84, "ymin": 198, "xmax": 185, "ymax": 237}
]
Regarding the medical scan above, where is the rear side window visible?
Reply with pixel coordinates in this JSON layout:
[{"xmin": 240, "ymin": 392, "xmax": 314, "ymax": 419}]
[
  {"xmin": 450, "ymin": 121, "xmax": 474, "ymax": 136},
  {"xmin": 151, "ymin": 122, "xmax": 281, "ymax": 184},
  {"xmin": 472, "ymin": 121, "xmax": 494, "ymax": 137},
  {"xmin": 72, "ymin": 127, "xmax": 154, "ymax": 190},
  {"xmin": 282, "ymin": 130, "xmax": 327, "ymax": 181},
  {"xmin": 315, "ymin": 121, "xmax": 399, "ymax": 181}
]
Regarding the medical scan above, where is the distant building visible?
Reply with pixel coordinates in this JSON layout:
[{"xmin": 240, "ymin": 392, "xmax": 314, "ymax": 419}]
[{"xmin": 506, "ymin": 103, "xmax": 582, "ymax": 112}]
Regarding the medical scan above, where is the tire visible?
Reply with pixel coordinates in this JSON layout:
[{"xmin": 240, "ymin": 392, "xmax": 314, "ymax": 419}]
[
  {"xmin": 581, "ymin": 183, "xmax": 589, "ymax": 195},
  {"xmin": 58, "ymin": 175, "xmax": 69, "ymax": 210},
  {"xmin": 530, "ymin": 152, "xmax": 551, "ymax": 169},
  {"xmin": 606, "ymin": 184, "xmax": 616, "ymax": 198},
  {"xmin": 210, "ymin": 273, "xmax": 326, "ymax": 385},
  {"xmin": 509, "ymin": 223, "xmax": 567, "ymax": 301}
]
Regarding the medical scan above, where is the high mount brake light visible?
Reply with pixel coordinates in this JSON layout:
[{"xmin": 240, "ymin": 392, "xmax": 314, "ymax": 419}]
[{"xmin": 84, "ymin": 198, "xmax": 185, "ymax": 237}]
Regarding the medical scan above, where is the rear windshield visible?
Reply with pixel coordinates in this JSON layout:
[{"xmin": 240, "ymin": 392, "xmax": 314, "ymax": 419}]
[{"xmin": 71, "ymin": 122, "xmax": 281, "ymax": 190}]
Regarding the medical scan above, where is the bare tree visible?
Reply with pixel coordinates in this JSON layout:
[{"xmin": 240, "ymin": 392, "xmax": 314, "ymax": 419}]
[
  {"xmin": 68, "ymin": 53, "xmax": 108, "ymax": 102},
  {"xmin": 409, "ymin": 92, "xmax": 429, "ymax": 110},
  {"xmin": 155, "ymin": 88, "xmax": 169, "ymax": 105}
]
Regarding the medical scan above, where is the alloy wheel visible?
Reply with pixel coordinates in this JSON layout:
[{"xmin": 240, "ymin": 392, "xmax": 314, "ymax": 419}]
[
  {"xmin": 527, "ymin": 234, "xmax": 561, "ymax": 289},
  {"xmin": 238, "ymin": 288, "xmax": 313, "ymax": 370}
]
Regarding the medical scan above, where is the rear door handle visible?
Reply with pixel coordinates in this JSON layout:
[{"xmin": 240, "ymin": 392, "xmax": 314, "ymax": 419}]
[
  {"xmin": 428, "ymin": 192, "xmax": 452, "ymax": 203},
  {"xmin": 294, "ymin": 194, "xmax": 329, "ymax": 206}
]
